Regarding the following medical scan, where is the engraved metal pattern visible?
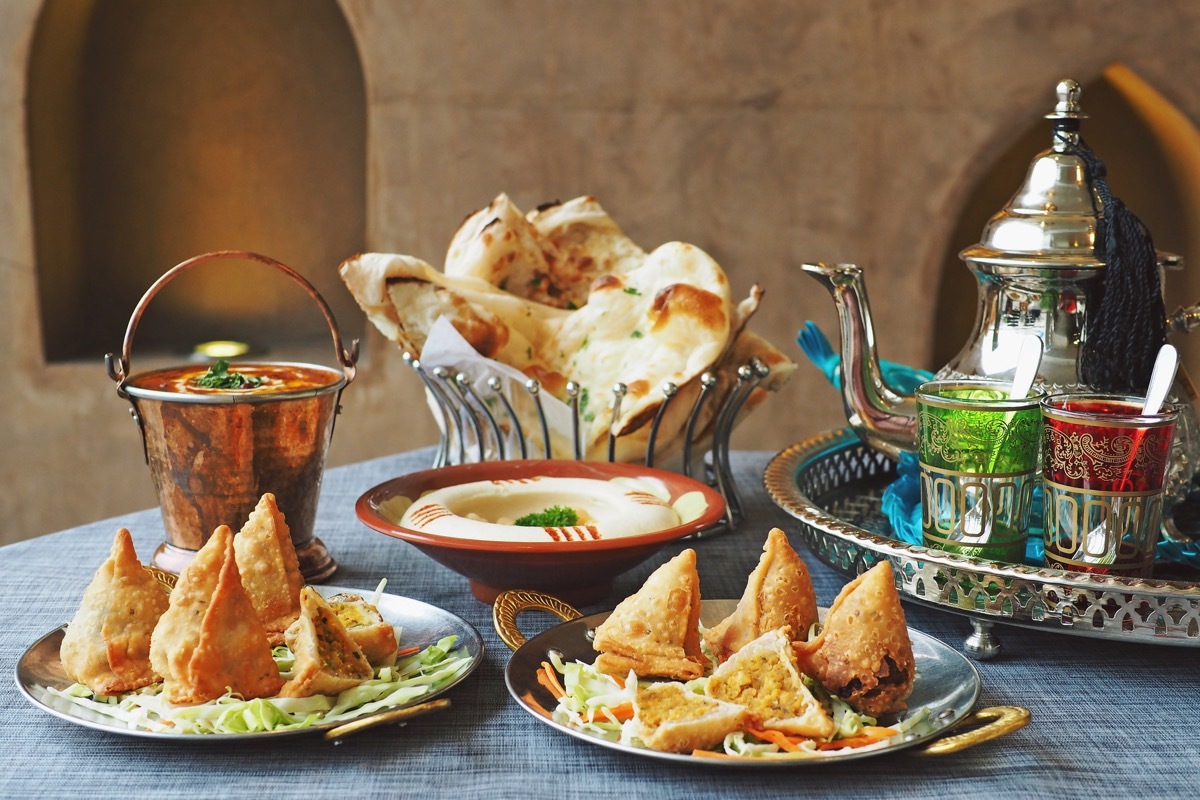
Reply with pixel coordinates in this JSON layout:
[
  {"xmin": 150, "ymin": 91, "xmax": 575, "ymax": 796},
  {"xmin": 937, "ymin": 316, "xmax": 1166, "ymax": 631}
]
[
  {"xmin": 765, "ymin": 429, "xmax": 1200, "ymax": 651},
  {"xmin": 918, "ymin": 411, "xmax": 1041, "ymax": 467},
  {"xmin": 1043, "ymin": 427, "xmax": 1171, "ymax": 484}
]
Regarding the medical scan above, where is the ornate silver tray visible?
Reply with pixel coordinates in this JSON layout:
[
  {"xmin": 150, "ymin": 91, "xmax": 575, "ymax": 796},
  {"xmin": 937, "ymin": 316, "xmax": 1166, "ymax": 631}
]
[{"xmin": 765, "ymin": 428, "xmax": 1200, "ymax": 658}]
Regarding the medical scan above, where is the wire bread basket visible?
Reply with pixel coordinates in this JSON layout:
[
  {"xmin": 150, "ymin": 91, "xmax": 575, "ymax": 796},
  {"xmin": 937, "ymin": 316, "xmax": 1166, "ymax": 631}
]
[{"xmin": 401, "ymin": 351, "xmax": 775, "ymax": 533}]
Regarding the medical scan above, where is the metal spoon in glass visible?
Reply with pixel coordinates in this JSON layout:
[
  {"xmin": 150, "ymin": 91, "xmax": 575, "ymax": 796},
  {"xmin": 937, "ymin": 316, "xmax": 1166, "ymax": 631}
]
[
  {"xmin": 1077, "ymin": 343, "xmax": 1179, "ymax": 563},
  {"xmin": 949, "ymin": 337, "xmax": 1043, "ymax": 541}
]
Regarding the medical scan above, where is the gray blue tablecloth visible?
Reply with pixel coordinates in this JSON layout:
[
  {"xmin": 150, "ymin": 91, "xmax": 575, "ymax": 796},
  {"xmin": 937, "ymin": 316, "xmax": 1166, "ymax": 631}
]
[{"xmin": 2, "ymin": 449, "xmax": 1197, "ymax": 799}]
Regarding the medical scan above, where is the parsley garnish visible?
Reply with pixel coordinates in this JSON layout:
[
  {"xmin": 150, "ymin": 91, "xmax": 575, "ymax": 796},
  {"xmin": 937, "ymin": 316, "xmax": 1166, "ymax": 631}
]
[
  {"xmin": 194, "ymin": 359, "xmax": 263, "ymax": 389},
  {"xmin": 515, "ymin": 506, "xmax": 579, "ymax": 527},
  {"xmin": 623, "ymin": 286, "xmax": 641, "ymax": 295},
  {"xmin": 631, "ymin": 330, "xmax": 644, "ymax": 338}
]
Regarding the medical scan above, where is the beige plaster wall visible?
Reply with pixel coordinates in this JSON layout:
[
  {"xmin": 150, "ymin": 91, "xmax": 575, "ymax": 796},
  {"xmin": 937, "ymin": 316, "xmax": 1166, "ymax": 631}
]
[{"xmin": 4, "ymin": 0, "xmax": 1200, "ymax": 545}]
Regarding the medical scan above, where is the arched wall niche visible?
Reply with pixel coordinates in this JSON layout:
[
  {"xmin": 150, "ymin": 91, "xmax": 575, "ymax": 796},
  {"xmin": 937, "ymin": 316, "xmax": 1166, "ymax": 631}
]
[
  {"xmin": 932, "ymin": 64, "xmax": 1200, "ymax": 376},
  {"xmin": 27, "ymin": 0, "xmax": 367, "ymax": 364}
]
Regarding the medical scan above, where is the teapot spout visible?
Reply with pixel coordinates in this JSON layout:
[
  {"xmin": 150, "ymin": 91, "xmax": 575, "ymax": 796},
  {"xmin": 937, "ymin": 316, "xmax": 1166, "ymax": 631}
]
[{"xmin": 801, "ymin": 262, "xmax": 918, "ymax": 458}]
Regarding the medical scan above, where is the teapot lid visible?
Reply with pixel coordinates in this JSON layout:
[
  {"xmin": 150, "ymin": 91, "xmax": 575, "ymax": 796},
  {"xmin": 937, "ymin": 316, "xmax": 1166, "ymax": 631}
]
[{"xmin": 960, "ymin": 79, "xmax": 1105, "ymax": 269}]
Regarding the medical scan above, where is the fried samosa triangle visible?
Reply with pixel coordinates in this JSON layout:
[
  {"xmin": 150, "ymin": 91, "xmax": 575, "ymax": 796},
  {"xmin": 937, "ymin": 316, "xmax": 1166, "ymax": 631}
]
[
  {"xmin": 704, "ymin": 527, "xmax": 819, "ymax": 662},
  {"xmin": 279, "ymin": 587, "xmax": 374, "ymax": 698},
  {"xmin": 233, "ymin": 493, "xmax": 303, "ymax": 646},
  {"xmin": 630, "ymin": 681, "xmax": 749, "ymax": 754},
  {"xmin": 792, "ymin": 561, "xmax": 915, "ymax": 717},
  {"xmin": 707, "ymin": 627, "xmax": 834, "ymax": 739},
  {"xmin": 149, "ymin": 526, "xmax": 284, "ymax": 705},
  {"xmin": 592, "ymin": 548, "xmax": 705, "ymax": 680},
  {"xmin": 59, "ymin": 528, "xmax": 169, "ymax": 694}
]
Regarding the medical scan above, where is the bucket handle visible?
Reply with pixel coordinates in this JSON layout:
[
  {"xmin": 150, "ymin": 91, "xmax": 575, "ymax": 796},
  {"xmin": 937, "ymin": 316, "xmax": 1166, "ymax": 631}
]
[{"xmin": 105, "ymin": 250, "xmax": 359, "ymax": 394}]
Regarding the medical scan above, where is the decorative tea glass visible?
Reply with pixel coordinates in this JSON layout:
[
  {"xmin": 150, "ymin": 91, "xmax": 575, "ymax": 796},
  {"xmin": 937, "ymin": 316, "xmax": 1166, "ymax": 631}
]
[
  {"xmin": 1041, "ymin": 394, "xmax": 1179, "ymax": 577},
  {"xmin": 916, "ymin": 379, "xmax": 1045, "ymax": 563}
]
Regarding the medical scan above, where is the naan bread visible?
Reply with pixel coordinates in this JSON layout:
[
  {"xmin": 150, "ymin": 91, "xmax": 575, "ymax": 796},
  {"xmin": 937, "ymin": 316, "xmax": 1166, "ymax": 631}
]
[
  {"xmin": 592, "ymin": 549, "xmax": 705, "ymax": 680},
  {"xmin": 793, "ymin": 561, "xmax": 915, "ymax": 716},
  {"xmin": 59, "ymin": 528, "xmax": 168, "ymax": 694},
  {"xmin": 338, "ymin": 193, "xmax": 794, "ymax": 464},
  {"xmin": 704, "ymin": 528, "xmax": 819, "ymax": 662},
  {"xmin": 279, "ymin": 587, "xmax": 374, "ymax": 698},
  {"xmin": 149, "ymin": 526, "xmax": 284, "ymax": 705},
  {"xmin": 325, "ymin": 592, "xmax": 400, "ymax": 666},
  {"xmin": 233, "ymin": 493, "xmax": 304, "ymax": 646},
  {"xmin": 630, "ymin": 681, "xmax": 749, "ymax": 754},
  {"xmin": 341, "ymin": 252, "xmax": 566, "ymax": 365},
  {"xmin": 707, "ymin": 627, "xmax": 834, "ymax": 739}
]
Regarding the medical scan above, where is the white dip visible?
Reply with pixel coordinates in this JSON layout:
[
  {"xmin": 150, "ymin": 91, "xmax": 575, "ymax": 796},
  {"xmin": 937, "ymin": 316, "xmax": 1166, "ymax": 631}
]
[{"xmin": 393, "ymin": 476, "xmax": 698, "ymax": 543}]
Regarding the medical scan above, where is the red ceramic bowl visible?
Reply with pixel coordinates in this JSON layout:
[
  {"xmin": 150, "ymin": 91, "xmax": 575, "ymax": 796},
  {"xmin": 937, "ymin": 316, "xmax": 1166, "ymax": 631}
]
[{"xmin": 355, "ymin": 459, "xmax": 727, "ymax": 604}]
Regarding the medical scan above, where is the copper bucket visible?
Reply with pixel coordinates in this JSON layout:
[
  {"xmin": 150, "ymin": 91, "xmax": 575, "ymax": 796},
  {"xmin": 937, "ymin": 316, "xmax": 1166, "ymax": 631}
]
[{"xmin": 105, "ymin": 251, "xmax": 359, "ymax": 581}]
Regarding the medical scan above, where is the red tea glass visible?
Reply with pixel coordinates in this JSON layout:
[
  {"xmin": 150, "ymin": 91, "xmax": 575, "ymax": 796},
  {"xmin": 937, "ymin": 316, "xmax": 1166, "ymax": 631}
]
[{"xmin": 1041, "ymin": 394, "xmax": 1179, "ymax": 577}]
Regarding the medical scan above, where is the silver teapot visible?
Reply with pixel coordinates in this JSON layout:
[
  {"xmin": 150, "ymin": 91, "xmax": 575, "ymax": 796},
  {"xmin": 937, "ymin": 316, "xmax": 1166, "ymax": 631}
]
[{"xmin": 805, "ymin": 79, "xmax": 1200, "ymax": 514}]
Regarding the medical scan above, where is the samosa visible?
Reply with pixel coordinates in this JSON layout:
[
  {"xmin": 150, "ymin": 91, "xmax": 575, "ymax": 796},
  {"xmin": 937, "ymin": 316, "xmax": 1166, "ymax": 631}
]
[
  {"xmin": 707, "ymin": 627, "xmax": 834, "ymax": 739},
  {"xmin": 233, "ymin": 493, "xmax": 304, "ymax": 645},
  {"xmin": 149, "ymin": 526, "xmax": 284, "ymax": 705},
  {"xmin": 60, "ymin": 528, "xmax": 169, "ymax": 694},
  {"xmin": 279, "ymin": 587, "xmax": 374, "ymax": 698},
  {"xmin": 592, "ymin": 549, "xmax": 704, "ymax": 680},
  {"xmin": 704, "ymin": 528, "xmax": 818, "ymax": 662},
  {"xmin": 792, "ymin": 561, "xmax": 915, "ymax": 716}
]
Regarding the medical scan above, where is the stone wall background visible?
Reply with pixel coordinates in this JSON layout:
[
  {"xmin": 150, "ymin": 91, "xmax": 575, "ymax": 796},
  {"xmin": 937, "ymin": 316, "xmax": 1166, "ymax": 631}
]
[{"xmin": 3, "ymin": 0, "xmax": 1199, "ymax": 544}]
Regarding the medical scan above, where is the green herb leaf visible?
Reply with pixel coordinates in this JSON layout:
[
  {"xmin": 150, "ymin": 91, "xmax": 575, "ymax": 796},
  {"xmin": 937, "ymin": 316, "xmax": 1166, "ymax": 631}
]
[
  {"xmin": 194, "ymin": 359, "xmax": 264, "ymax": 389},
  {"xmin": 515, "ymin": 505, "xmax": 580, "ymax": 527},
  {"xmin": 623, "ymin": 286, "xmax": 641, "ymax": 295}
]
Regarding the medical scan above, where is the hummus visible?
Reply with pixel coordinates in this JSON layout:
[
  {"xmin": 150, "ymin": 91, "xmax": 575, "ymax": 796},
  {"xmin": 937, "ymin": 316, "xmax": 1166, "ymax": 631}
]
[{"xmin": 394, "ymin": 476, "xmax": 694, "ymax": 543}]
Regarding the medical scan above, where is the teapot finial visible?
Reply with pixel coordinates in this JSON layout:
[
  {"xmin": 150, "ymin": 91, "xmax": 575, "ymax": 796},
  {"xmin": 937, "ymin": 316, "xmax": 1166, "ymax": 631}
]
[{"xmin": 1046, "ymin": 78, "xmax": 1086, "ymax": 120}]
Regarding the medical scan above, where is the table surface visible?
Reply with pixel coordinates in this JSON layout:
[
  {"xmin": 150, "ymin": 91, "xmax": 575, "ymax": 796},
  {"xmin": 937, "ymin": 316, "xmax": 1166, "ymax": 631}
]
[{"xmin": 2, "ymin": 448, "xmax": 1197, "ymax": 800}]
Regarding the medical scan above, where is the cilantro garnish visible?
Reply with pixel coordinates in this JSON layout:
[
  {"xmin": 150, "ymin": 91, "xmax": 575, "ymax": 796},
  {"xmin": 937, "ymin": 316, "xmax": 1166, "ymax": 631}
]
[
  {"xmin": 515, "ymin": 506, "xmax": 580, "ymax": 527},
  {"xmin": 194, "ymin": 359, "xmax": 263, "ymax": 389}
]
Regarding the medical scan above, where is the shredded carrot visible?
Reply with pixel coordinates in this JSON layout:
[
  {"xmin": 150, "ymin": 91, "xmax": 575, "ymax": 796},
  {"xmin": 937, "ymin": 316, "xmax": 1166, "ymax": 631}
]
[
  {"xmin": 813, "ymin": 727, "xmax": 897, "ymax": 750},
  {"xmin": 745, "ymin": 727, "xmax": 806, "ymax": 752},
  {"xmin": 690, "ymin": 749, "xmax": 747, "ymax": 760},
  {"xmin": 595, "ymin": 702, "xmax": 634, "ymax": 722},
  {"xmin": 537, "ymin": 661, "xmax": 567, "ymax": 700},
  {"xmin": 394, "ymin": 645, "xmax": 421, "ymax": 658}
]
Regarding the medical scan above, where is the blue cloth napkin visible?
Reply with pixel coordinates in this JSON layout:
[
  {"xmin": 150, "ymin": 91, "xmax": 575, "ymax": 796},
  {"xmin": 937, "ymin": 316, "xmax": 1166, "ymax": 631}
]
[{"xmin": 796, "ymin": 321, "xmax": 933, "ymax": 394}]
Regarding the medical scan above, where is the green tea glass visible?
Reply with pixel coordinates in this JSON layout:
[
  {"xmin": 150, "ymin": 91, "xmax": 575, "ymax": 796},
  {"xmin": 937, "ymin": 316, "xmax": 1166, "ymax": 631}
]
[{"xmin": 916, "ymin": 379, "xmax": 1046, "ymax": 562}]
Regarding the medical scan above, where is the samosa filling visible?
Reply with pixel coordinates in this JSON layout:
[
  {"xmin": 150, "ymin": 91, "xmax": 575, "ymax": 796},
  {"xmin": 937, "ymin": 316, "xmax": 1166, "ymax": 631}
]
[
  {"xmin": 316, "ymin": 609, "xmax": 369, "ymax": 672},
  {"xmin": 636, "ymin": 686, "xmax": 721, "ymax": 727},
  {"xmin": 709, "ymin": 652, "xmax": 803, "ymax": 719}
]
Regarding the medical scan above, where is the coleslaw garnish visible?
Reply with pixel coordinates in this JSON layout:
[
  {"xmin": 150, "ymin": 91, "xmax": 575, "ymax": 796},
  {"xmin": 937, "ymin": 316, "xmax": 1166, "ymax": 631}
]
[
  {"xmin": 544, "ymin": 655, "xmax": 919, "ymax": 759},
  {"xmin": 42, "ymin": 634, "xmax": 471, "ymax": 735}
]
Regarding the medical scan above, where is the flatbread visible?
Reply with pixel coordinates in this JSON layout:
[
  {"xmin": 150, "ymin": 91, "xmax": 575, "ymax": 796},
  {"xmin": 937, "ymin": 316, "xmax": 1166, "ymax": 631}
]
[
  {"xmin": 338, "ymin": 193, "xmax": 794, "ymax": 464},
  {"xmin": 704, "ymin": 528, "xmax": 819, "ymax": 662},
  {"xmin": 707, "ymin": 627, "xmax": 834, "ymax": 738},
  {"xmin": 149, "ymin": 526, "xmax": 284, "ymax": 705},
  {"xmin": 279, "ymin": 587, "xmax": 374, "ymax": 698},
  {"xmin": 233, "ymin": 493, "xmax": 304, "ymax": 646},
  {"xmin": 592, "ymin": 549, "xmax": 704, "ymax": 680},
  {"xmin": 793, "ymin": 561, "xmax": 915, "ymax": 717},
  {"xmin": 59, "ymin": 528, "xmax": 168, "ymax": 694}
]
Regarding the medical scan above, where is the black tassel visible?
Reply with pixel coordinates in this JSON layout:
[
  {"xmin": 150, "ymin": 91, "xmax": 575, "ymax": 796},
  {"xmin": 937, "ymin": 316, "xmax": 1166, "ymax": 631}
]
[{"xmin": 1065, "ymin": 134, "xmax": 1166, "ymax": 394}]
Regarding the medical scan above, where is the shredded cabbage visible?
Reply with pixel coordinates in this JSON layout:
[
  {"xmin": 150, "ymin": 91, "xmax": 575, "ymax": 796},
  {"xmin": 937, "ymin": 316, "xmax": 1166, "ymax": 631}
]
[
  {"xmin": 43, "ymin": 634, "xmax": 472, "ymax": 735},
  {"xmin": 545, "ymin": 655, "xmax": 915, "ymax": 759}
]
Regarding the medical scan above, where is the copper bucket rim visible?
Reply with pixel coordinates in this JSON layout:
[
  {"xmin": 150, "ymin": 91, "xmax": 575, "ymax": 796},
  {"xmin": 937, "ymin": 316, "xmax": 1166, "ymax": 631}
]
[{"xmin": 122, "ymin": 361, "xmax": 350, "ymax": 405}]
